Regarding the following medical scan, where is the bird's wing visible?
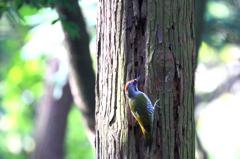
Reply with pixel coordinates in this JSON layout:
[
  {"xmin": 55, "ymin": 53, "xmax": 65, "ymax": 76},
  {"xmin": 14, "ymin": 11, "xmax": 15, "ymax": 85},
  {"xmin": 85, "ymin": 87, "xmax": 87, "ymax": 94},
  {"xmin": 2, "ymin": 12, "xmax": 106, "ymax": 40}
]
[{"xmin": 129, "ymin": 93, "xmax": 153, "ymax": 134}]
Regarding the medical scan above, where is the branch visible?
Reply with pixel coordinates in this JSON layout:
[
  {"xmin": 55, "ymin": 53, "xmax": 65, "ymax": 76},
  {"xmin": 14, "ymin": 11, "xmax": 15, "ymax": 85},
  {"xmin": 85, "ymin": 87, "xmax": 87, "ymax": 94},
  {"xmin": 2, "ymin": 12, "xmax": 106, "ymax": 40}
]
[
  {"xmin": 56, "ymin": 0, "xmax": 96, "ymax": 140},
  {"xmin": 195, "ymin": 73, "xmax": 240, "ymax": 106}
]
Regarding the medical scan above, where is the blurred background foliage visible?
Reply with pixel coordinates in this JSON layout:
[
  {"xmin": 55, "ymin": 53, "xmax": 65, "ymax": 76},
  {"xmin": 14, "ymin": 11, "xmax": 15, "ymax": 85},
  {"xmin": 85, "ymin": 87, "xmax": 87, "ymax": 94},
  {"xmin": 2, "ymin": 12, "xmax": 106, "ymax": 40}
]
[
  {"xmin": 195, "ymin": 0, "xmax": 240, "ymax": 159},
  {"xmin": 0, "ymin": 0, "xmax": 240, "ymax": 159},
  {"xmin": 0, "ymin": 0, "xmax": 96, "ymax": 159}
]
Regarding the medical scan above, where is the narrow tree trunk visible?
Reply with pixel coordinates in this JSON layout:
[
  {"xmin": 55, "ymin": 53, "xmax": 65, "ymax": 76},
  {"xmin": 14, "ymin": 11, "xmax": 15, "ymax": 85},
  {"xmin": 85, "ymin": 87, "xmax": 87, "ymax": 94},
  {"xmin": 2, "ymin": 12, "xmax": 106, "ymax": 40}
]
[
  {"xmin": 95, "ymin": 0, "xmax": 195, "ymax": 158},
  {"xmin": 31, "ymin": 59, "xmax": 73, "ymax": 159},
  {"xmin": 56, "ymin": 0, "xmax": 96, "ymax": 140},
  {"xmin": 195, "ymin": 0, "xmax": 207, "ymax": 51}
]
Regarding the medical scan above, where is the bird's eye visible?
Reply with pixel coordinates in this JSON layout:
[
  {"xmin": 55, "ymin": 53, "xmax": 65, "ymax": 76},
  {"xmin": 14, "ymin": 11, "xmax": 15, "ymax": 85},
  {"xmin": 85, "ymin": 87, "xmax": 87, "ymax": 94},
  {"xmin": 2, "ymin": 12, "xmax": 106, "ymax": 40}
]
[{"xmin": 133, "ymin": 80, "xmax": 137, "ymax": 85}]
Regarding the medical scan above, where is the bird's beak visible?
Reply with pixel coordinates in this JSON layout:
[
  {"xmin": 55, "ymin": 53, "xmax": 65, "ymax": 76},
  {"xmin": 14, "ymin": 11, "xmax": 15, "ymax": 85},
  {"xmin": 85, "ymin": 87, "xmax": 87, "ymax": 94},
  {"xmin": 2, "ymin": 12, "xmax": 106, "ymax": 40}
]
[{"xmin": 135, "ymin": 75, "xmax": 141, "ymax": 82}]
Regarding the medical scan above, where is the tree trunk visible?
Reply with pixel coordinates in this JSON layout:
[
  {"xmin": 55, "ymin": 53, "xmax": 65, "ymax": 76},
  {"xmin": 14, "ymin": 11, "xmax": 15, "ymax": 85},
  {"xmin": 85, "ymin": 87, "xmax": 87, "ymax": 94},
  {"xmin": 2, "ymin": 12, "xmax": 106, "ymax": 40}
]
[
  {"xmin": 195, "ymin": 0, "xmax": 207, "ymax": 51},
  {"xmin": 56, "ymin": 0, "xmax": 96, "ymax": 142},
  {"xmin": 95, "ymin": 0, "xmax": 195, "ymax": 158},
  {"xmin": 31, "ymin": 59, "xmax": 73, "ymax": 159}
]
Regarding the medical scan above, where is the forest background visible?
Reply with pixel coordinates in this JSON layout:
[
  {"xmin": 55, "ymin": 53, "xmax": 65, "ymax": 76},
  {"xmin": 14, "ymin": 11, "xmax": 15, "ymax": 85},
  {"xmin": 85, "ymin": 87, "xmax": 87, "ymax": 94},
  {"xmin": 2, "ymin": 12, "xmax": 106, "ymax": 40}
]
[{"xmin": 0, "ymin": 0, "xmax": 240, "ymax": 159}]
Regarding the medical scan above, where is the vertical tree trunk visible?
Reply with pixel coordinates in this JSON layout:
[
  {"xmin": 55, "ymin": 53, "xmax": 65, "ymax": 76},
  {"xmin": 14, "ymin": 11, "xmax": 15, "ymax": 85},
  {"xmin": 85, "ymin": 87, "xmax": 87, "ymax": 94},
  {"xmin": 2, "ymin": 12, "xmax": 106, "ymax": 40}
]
[
  {"xmin": 56, "ymin": 0, "xmax": 96, "ymax": 140},
  {"xmin": 32, "ymin": 59, "xmax": 73, "ymax": 159},
  {"xmin": 195, "ymin": 0, "xmax": 207, "ymax": 51},
  {"xmin": 194, "ymin": 1, "xmax": 208, "ymax": 158},
  {"xmin": 95, "ymin": 0, "xmax": 195, "ymax": 158}
]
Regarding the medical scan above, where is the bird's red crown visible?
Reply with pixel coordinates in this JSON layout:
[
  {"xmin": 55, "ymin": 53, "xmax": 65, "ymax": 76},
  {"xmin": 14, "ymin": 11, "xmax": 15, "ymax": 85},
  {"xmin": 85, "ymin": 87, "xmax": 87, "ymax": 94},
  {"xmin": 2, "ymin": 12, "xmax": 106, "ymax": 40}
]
[{"xmin": 125, "ymin": 79, "xmax": 134, "ymax": 91}]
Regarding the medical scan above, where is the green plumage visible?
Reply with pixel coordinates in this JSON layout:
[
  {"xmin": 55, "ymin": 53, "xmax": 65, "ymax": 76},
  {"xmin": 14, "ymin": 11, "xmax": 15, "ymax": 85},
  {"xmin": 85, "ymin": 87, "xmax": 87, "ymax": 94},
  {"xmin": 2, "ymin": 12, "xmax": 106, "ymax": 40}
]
[
  {"xmin": 125, "ymin": 76, "xmax": 154, "ymax": 151},
  {"xmin": 128, "ymin": 93, "xmax": 153, "ymax": 148}
]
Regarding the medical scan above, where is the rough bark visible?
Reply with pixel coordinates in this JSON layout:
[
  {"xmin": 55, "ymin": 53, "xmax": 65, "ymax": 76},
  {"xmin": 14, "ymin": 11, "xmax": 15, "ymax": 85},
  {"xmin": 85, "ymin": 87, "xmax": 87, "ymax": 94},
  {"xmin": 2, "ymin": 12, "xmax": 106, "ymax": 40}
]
[
  {"xmin": 95, "ymin": 0, "xmax": 195, "ymax": 158},
  {"xmin": 56, "ymin": 0, "xmax": 96, "ymax": 140},
  {"xmin": 31, "ymin": 59, "xmax": 73, "ymax": 159}
]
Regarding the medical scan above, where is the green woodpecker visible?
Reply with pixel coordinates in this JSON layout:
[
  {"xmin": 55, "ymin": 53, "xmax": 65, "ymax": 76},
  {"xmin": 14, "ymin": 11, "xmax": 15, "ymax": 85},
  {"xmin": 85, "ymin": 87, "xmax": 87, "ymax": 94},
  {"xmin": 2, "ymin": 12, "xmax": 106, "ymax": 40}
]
[{"xmin": 125, "ymin": 75, "xmax": 158, "ymax": 149}]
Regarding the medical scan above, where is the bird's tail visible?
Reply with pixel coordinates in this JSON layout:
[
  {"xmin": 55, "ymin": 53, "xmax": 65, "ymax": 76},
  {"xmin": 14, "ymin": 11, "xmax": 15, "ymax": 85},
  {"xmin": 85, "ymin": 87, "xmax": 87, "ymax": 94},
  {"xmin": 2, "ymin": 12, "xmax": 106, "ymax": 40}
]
[
  {"xmin": 140, "ymin": 125, "xmax": 153, "ymax": 151},
  {"xmin": 144, "ymin": 132, "xmax": 153, "ymax": 152}
]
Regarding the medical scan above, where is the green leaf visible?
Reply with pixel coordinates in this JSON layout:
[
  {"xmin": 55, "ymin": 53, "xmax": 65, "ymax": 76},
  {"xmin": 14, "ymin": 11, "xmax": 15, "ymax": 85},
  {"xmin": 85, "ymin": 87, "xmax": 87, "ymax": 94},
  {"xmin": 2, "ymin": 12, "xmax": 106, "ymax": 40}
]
[
  {"xmin": 51, "ymin": 18, "xmax": 59, "ymax": 25},
  {"xmin": 0, "ymin": 6, "xmax": 10, "ymax": 18},
  {"xmin": 18, "ymin": 5, "xmax": 38, "ymax": 17},
  {"xmin": 62, "ymin": 21, "xmax": 80, "ymax": 39},
  {"xmin": 14, "ymin": 0, "xmax": 23, "ymax": 9}
]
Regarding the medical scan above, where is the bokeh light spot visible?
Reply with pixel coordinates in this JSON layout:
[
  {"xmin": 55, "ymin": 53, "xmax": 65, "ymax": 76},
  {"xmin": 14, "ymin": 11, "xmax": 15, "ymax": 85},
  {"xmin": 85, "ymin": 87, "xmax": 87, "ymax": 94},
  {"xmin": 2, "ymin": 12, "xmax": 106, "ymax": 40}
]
[{"xmin": 8, "ymin": 66, "xmax": 23, "ymax": 84}]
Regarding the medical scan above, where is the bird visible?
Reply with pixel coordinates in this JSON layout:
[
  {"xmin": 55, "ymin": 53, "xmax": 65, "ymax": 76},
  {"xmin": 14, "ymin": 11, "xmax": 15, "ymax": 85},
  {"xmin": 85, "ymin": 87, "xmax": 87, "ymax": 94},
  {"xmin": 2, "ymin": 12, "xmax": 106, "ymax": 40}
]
[{"xmin": 125, "ymin": 75, "xmax": 160, "ymax": 150}]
